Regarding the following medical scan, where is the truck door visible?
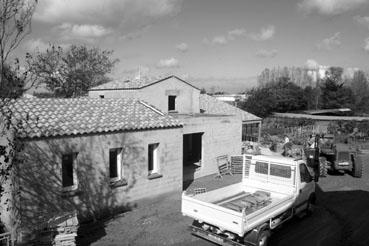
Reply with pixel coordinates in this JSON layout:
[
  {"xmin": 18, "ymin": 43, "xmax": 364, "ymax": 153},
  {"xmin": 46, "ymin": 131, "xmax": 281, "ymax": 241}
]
[{"xmin": 295, "ymin": 163, "xmax": 314, "ymax": 214}]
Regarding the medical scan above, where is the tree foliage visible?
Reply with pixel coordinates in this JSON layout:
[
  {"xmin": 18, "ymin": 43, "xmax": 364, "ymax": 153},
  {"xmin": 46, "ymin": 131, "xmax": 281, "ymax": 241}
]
[
  {"xmin": 26, "ymin": 44, "xmax": 119, "ymax": 98},
  {"xmin": 254, "ymin": 65, "xmax": 369, "ymax": 117},
  {"xmin": 0, "ymin": 0, "xmax": 37, "ymax": 98},
  {"xmin": 242, "ymin": 77, "xmax": 306, "ymax": 117},
  {"xmin": 351, "ymin": 70, "xmax": 369, "ymax": 114},
  {"xmin": 319, "ymin": 67, "xmax": 354, "ymax": 109}
]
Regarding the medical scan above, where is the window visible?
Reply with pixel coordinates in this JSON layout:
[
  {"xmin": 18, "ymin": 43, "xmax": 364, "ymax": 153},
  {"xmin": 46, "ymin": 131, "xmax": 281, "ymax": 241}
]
[
  {"xmin": 270, "ymin": 164, "xmax": 291, "ymax": 178},
  {"xmin": 148, "ymin": 143, "xmax": 161, "ymax": 179},
  {"xmin": 242, "ymin": 123, "xmax": 260, "ymax": 142},
  {"xmin": 62, "ymin": 153, "xmax": 78, "ymax": 191},
  {"xmin": 300, "ymin": 164, "xmax": 312, "ymax": 183},
  {"xmin": 99, "ymin": 95, "xmax": 105, "ymax": 98},
  {"xmin": 168, "ymin": 95, "xmax": 176, "ymax": 111},
  {"xmin": 109, "ymin": 148, "xmax": 122, "ymax": 181},
  {"xmin": 255, "ymin": 161, "xmax": 268, "ymax": 174}
]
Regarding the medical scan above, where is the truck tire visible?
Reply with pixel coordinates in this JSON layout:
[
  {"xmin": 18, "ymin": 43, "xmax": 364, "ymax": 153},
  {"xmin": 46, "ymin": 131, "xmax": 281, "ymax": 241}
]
[
  {"xmin": 256, "ymin": 230, "xmax": 270, "ymax": 246},
  {"xmin": 319, "ymin": 157, "xmax": 327, "ymax": 177},
  {"xmin": 352, "ymin": 155, "xmax": 363, "ymax": 178}
]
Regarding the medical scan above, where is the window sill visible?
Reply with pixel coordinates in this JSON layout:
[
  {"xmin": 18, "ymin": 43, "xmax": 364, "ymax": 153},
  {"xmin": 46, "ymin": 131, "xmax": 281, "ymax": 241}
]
[
  {"xmin": 148, "ymin": 173, "xmax": 163, "ymax": 180},
  {"xmin": 110, "ymin": 179, "xmax": 128, "ymax": 188},
  {"xmin": 61, "ymin": 188, "xmax": 81, "ymax": 198},
  {"xmin": 168, "ymin": 110, "xmax": 178, "ymax": 114}
]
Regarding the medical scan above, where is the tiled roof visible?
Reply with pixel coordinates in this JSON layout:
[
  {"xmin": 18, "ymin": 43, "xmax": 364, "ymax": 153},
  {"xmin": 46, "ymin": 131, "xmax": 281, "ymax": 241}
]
[
  {"xmin": 8, "ymin": 98, "xmax": 182, "ymax": 139},
  {"xmin": 199, "ymin": 94, "xmax": 262, "ymax": 122},
  {"xmin": 89, "ymin": 75, "xmax": 200, "ymax": 91}
]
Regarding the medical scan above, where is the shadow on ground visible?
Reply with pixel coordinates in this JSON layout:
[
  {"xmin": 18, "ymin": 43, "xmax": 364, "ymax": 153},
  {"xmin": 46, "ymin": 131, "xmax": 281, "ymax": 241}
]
[
  {"xmin": 76, "ymin": 206, "xmax": 135, "ymax": 246},
  {"xmin": 270, "ymin": 184, "xmax": 369, "ymax": 246}
]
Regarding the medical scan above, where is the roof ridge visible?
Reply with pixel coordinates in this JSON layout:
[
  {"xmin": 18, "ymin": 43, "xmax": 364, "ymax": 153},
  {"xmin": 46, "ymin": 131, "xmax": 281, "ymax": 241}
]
[{"xmin": 138, "ymin": 100, "xmax": 164, "ymax": 116}]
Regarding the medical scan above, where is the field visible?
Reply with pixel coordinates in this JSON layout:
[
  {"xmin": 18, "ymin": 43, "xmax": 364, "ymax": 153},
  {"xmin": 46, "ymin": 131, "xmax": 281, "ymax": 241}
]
[{"xmin": 77, "ymin": 153, "xmax": 369, "ymax": 246}]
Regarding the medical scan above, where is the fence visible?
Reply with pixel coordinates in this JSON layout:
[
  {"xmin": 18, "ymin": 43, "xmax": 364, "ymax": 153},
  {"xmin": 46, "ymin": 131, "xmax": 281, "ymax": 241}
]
[{"xmin": 0, "ymin": 232, "xmax": 13, "ymax": 246}]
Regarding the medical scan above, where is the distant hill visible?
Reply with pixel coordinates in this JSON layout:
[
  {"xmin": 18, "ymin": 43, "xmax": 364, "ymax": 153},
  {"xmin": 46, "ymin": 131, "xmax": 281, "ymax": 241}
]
[{"xmin": 189, "ymin": 76, "xmax": 257, "ymax": 94}]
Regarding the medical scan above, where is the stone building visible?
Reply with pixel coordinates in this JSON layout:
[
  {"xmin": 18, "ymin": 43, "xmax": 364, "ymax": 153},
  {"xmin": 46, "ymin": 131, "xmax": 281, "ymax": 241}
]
[
  {"xmin": 89, "ymin": 75, "xmax": 261, "ymax": 180},
  {"xmin": 2, "ymin": 98, "xmax": 184, "ymax": 242},
  {"xmin": 1, "ymin": 75, "xmax": 261, "ymax": 242}
]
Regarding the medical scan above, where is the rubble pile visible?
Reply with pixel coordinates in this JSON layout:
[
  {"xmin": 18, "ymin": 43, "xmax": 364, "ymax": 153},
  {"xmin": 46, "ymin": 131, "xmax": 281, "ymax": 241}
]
[{"xmin": 33, "ymin": 212, "xmax": 79, "ymax": 246}]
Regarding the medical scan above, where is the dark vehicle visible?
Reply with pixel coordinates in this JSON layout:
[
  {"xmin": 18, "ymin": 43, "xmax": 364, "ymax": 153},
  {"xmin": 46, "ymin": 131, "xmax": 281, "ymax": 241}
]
[{"xmin": 305, "ymin": 134, "xmax": 363, "ymax": 179}]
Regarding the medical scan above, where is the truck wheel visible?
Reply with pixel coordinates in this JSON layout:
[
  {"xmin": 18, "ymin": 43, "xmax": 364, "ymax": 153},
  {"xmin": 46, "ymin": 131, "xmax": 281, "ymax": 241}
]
[
  {"xmin": 352, "ymin": 155, "xmax": 363, "ymax": 178},
  {"xmin": 256, "ymin": 230, "xmax": 270, "ymax": 246},
  {"xmin": 319, "ymin": 157, "xmax": 327, "ymax": 177}
]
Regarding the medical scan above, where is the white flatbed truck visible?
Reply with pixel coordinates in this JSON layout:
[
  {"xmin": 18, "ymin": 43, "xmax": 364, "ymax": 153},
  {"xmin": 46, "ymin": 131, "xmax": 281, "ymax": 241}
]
[{"xmin": 182, "ymin": 154, "xmax": 316, "ymax": 246}]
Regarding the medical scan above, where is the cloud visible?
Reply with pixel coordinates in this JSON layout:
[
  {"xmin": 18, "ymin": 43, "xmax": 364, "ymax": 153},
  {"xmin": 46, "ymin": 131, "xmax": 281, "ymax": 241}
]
[
  {"xmin": 157, "ymin": 57, "xmax": 180, "ymax": 68},
  {"xmin": 298, "ymin": 0, "xmax": 368, "ymax": 15},
  {"xmin": 175, "ymin": 42, "xmax": 189, "ymax": 52},
  {"xmin": 365, "ymin": 38, "xmax": 369, "ymax": 52},
  {"xmin": 255, "ymin": 49, "xmax": 278, "ymax": 58},
  {"xmin": 228, "ymin": 28, "xmax": 247, "ymax": 40},
  {"xmin": 305, "ymin": 59, "xmax": 320, "ymax": 69},
  {"xmin": 34, "ymin": 0, "xmax": 183, "ymax": 39},
  {"xmin": 250, "ymin": 25, "xmax": 275, "ymax": 41},
  {"xmin": 204, "ymin": 25, "xmax": 273, "ymax": 46},
  {"xmin": 57, "ymin": 23, "xmax": 113, "ymax": 40},
  {"xmin": 203, "ymin": 36, "xmax": 228, "ymax": 45},
  {"xmin": 212, "ymin": 36, "xmax": 228, "ymax": 45},
  {"xmin": 354, "ymin": 15, "xmax": 369, "ymax": 29},
  {"xmin": 120, "ymin": 26, "xmax": 151, "ymax": 41},
  {"xmin": 317, "ymin": 32, "xmax": 341, "ymax": 50},
  {"xmin": 23, "ymin": 38, "xmax": 50, "ymax": 51}
]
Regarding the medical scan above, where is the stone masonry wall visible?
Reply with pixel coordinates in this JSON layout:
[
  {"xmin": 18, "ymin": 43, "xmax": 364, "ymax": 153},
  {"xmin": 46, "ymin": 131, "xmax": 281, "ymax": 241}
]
[
  {"xmin": 180, "ymin": 115, "xmax": 242, "ymax": 178},
  {"xmin": 15, "ymin": 127, "xmax": 183, "ymax": 240},
  {"xmin": 89, "ymin": 77, "xmax": 200, "ymax": 114}
]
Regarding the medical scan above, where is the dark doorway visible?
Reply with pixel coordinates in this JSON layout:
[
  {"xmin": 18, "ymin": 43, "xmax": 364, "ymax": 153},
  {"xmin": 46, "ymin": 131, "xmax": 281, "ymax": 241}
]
[
  {"xmin": 183, "ymin": 132, "xmax": 203, "ymax": 189},
  {"xmin": 168, "ymin": 95, "xmax": 176, "ymax": 111}
]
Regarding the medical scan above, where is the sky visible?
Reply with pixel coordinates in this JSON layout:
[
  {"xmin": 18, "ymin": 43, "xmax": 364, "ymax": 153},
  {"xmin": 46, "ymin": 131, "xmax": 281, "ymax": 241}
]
[{"xmin": 16, "ymin": 0, "xmax": 369, "ymax": 83}]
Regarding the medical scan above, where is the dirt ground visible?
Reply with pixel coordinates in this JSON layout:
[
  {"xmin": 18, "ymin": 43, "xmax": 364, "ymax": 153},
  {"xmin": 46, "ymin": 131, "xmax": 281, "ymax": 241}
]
[{"xmin": 78, "ymin": 154, "xmax": 369, "ymax": 246}]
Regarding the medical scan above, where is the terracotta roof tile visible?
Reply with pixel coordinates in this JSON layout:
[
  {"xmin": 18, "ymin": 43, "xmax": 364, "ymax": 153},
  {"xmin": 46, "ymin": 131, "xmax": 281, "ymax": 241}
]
[
  {"xmin": 8, "ymin": 98, "xmax": 182, "ymax": 139},
  {"xmin": 199, "ymin": 94, "xmax": 261, "ymax": 121}
]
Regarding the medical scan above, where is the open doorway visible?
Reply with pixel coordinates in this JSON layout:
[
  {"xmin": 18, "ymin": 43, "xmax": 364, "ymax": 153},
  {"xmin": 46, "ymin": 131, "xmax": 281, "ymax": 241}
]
[{"xmin": 183, "ymin": 132, "xmax": 203, "ymax": 189}]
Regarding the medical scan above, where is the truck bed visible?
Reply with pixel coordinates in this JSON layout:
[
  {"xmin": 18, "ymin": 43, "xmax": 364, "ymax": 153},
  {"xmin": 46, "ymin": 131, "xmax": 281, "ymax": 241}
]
[
  {"xmin": 216, "ymin": 190, "xmax": 272, "ymax": 214},
  {"xmin": 182, "ymin": 182, "xmax": 295, "ymax": 236}
]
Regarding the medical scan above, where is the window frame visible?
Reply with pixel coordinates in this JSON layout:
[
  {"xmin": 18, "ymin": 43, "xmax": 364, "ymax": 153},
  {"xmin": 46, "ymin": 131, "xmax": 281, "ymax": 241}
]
[
  {"xmin": 148, "ymin": 143, "xmax": 162, "ymax": 179},
  {"xmin": 61, "ymin": 153, "xmax": 78, "ymax": 192},
  {"xmin": 109, "ymin": 148, "xmax": 123, "ymax": 182},
  {"xmin": 168, "ymin": 95, "xmax": 176, "ymax": 112}
]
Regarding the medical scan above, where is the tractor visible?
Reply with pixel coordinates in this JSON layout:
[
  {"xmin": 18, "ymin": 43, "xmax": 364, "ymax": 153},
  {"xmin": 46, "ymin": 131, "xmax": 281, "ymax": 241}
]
[{"xmin": 305, "ymin": 134, "xmax": 363, "ymax": 180}]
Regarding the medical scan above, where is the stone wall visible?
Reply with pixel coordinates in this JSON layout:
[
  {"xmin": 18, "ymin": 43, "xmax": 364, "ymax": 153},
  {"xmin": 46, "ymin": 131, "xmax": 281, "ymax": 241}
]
[
  {"xmin": 15, "ymin": 127, "xmax": 183, "ymax": 241},
  {"xmin": 179, "ymin": 115, "xmax": 242, "ymax": 178},
  {"xmin": 89, "ymin": 77, "xmax": 200, "ymax": 114}
]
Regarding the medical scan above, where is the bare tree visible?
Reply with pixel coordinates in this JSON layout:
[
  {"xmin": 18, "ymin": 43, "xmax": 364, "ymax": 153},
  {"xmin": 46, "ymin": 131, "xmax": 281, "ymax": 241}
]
[{"xmin": 0, "ymin": 0, "xmax": 38, "ymax": 98}]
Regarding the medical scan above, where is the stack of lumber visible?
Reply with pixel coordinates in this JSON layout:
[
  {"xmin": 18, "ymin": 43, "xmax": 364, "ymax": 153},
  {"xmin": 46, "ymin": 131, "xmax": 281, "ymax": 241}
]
[
  {"xmin": 33, "ymin": 212, "xmax": 79, "ymax": 246},
  {"xmin": 219, "ymin": 191, "xmax": 271, "ymax": 213}
]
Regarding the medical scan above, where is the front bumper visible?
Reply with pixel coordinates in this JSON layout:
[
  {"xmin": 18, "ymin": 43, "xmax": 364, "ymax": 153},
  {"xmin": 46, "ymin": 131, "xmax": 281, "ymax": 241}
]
[{"xmin": 189, "ymin": 225, "xmax": 246, "ymax": 246}]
